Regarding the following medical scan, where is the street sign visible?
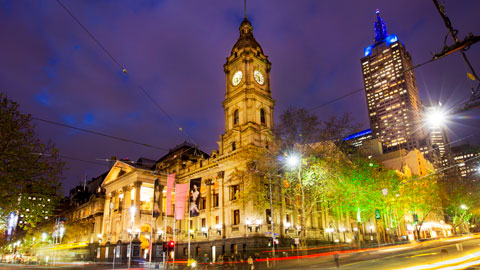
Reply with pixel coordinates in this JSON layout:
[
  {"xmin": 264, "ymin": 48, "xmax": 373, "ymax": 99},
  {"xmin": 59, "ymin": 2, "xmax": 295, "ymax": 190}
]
[
  {"xmin": 375, "ymin": 209, "xmax": 381, "ymax": 220},
  {"xmin": 413, "ymin": 214, "xmax": 418, "ymax": 222}
]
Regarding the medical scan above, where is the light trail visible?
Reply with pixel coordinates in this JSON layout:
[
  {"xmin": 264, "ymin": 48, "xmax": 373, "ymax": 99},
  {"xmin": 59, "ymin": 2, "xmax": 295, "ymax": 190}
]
[{"xmin": 395, "ymin": 250, "xmax": 480, "ymax": 270}]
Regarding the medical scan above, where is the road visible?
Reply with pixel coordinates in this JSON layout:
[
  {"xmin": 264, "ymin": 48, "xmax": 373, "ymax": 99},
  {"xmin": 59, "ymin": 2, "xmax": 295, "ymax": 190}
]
[
  {"xmin": 274, "ymin": 235, "xmax": 480, "ymax": 269},
  {"xmin": 2, "ymin": 235, "xmax": 480, "ymax": 270}
]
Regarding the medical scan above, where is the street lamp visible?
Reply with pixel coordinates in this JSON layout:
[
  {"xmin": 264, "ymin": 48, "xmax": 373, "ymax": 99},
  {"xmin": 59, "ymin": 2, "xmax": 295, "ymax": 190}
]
[
  {"xmin": 59, "ymin": 227, "xmax": 65, "ymax": 244},
  {"xmin": 325, "ymin": 228, "xmax": 334, "ymax": 243},
  {"xmin": 286, "ymin": 154, "xmax": 300, "ymax": 168},
  {"xmin": 284, "ymin": 222, "xmax": 291, "ymax": 234},
  {"xmin": 128, "ymin": 206, "xmax": 136, "ymax": 270},
  {"xmin": 461, "ymin": 204, "xmax": 468, "ymax": 210},
  {"xmin": 340, "ymin": 227, "xmax": 346, "ymax": 243},
  {"xmin": 215, "ymin": 224, "xmax": 222, "ymax": 235},
  {"xmin": 424, "ymin": 106, "xmax": 448, "ymax": 128}
]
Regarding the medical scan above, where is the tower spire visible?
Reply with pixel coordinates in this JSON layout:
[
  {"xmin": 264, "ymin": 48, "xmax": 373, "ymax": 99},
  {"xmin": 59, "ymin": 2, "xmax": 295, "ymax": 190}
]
[
  {"xmin": 374, "ymin": 9, "xmax": 388, "ymax": 42},
  {"xmin": 244, "ymin": 0, "xmax": 247, "ymax": 19}
]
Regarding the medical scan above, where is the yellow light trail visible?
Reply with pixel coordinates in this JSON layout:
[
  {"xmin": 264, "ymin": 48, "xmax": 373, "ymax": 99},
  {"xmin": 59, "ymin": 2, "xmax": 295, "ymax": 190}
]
[
  {"xmin": 49, "ymin": 241, "xmax": 88, "ymax": 250},
  {"xmin": 406, "ymin": 252, "xmax": 438, "ymax": 258},
  {"xmin": 437, "ymin": 259, "xmax": 480, "ymax": 270},
  {"xmin": 395, "ymin": 250, "xmax": 480, "ymax": 270}
]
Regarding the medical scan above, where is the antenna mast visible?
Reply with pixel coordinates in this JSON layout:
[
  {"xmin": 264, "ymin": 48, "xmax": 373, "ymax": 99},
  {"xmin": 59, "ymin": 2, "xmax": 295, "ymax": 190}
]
[{"xmin": 244, "ymin": 0, "xmax": 247, "ymax": 19}]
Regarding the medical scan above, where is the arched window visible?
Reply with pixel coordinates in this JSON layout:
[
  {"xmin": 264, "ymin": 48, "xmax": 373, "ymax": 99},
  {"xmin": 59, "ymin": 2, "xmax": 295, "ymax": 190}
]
[
  {"xmin": 260, "ymin": 109, "xmax": 266, "ymax": 124},
  {"xmin": 233, "ymin": 109, "xmax": 239, "ymax": 125},
  {"xmin": 232, "ymin": 142, "xmax": 236, "ymax": 151}
]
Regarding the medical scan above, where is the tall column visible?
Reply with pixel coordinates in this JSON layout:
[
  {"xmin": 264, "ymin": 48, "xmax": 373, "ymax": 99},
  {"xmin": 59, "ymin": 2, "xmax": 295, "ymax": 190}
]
[
  {"xmin": 134, "ymin": 181, "xmax": 142, "ymax": 227},
  {"xmin": 122, "ymin": 186, "xmax": 131, "ymax": 235},
  {"xmin": 206, "ymin": 180, "xmax": 211, "ymax": 233},
  {"xmin": 218, "ymin": 171, "xmax": 225, "ymax": 238},
  {"xmin": 110, "ymin": 191, "xmax": 117, "ymax": 236},
  {"xmin": 102, "ymin": 194, "xmax": 111, "ymax": 238}
]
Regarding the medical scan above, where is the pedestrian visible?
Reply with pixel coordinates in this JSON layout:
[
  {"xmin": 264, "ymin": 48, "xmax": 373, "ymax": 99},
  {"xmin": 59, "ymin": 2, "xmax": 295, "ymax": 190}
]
[
  {"xmin": 247, "ymin": 256, "xmax": 254, "ymax": 270},
  {"xmin": 333, "ymin": 253, "xmax": 340, "ymax": 269},
  {"xmin": 202, "ymin": 253, "xmax": 211, "ymax": 270},
  {"xmin": 223, "ymin": 254, "xmax": 228, "ymax": 270}
]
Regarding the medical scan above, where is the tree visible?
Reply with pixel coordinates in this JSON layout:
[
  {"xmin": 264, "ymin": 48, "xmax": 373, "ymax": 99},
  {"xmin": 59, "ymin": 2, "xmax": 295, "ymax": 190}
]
[{"xmin": 0, "ymin": 94, "xmax": 64, "ymax": 229}]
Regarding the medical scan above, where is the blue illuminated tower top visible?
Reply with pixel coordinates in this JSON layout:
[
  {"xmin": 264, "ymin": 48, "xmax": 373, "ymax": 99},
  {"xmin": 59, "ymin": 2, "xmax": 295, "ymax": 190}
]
[
  {"xmin": 374, "ymin": 9, "xmax": 388, "ymax": 42},
  {"xmin": 363, "ymin": 9, "xmax": 399, "ymax": 57}
]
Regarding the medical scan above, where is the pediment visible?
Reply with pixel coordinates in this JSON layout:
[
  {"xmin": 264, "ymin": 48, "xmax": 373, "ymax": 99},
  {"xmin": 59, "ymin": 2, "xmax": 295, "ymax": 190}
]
[{"xmin": 102, "ymin": 161, "xmax": 135, "ymax": 186}]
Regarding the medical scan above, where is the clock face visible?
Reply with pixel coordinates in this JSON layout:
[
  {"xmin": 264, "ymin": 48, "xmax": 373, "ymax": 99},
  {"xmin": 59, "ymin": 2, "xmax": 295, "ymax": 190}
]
[
  {"xmin": 254, "ymin": 70, "xmax": 264, "ymax": 85},
  {"xmin": 232, "ymin": 71, "xmax": 243, "ymax": 86}
]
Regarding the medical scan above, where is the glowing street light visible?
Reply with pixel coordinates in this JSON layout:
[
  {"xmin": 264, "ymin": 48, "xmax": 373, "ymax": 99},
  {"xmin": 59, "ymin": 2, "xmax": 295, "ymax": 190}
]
[
  {"xmin": 425, "ymin": 106, "xmax": 448, "ymax": 127},
  {"xmin": 130, "ymin": 206, "xmax": 137, "ymax": 222},
  {"xmin": 461, "ymin": 204, "xmax": 468, "ymax": 210},
  {"xmin": 286, "ymin": 154, "xmax": 300, "ymax": 168}
]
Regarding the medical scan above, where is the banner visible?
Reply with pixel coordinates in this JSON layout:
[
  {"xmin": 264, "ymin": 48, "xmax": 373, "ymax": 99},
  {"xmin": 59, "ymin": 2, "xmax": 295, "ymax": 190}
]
[
  {"xmin": 174, "ymin": 183, "xmax": 189, "ymax": 220},
  {"xmin": 153, "ymin": 179, "xmax": 163, "ymax": 218},
  {"xmin": 166, "ymin": 174, "xmax": 175, "ymax": 216},
  {"xmin": 189, "ymin": 178, "xmax": 202, "ymax": 217}
]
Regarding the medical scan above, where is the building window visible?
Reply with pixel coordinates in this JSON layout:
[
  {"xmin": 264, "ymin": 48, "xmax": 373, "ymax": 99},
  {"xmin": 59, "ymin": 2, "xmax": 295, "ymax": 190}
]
[
  {"xmin": 213, "ymin": 191, "xmax": 219, "ymax": 207},
  {"xmin": 215, "ymin": 216, "xmax": 220, "ymax": 225},
  {"xmin": 230, "ymin": 185, "xmax": 240, "ymax": 201},
  {"xmin": 260, "ymin": 109, "xmax": 266, "ymax": 124},
  {"xmin": 202, "ymin": 218, "xmax": 206, "ymax": 228},
  {"xmin": 233, "ymin": 109, "xmax": 239, "ymax": 125},
  {"xmin": 233, "ymin": 210, "xmax": 240, "ymax": 225},
  {"xmin": 232, "ymin": 142, "xmax": 236, "ymax": 151}
]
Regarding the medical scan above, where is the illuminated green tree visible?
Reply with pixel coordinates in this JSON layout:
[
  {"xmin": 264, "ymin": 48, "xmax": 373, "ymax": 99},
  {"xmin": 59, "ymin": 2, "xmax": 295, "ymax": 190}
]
[{"xmin": 0, "ymin": 93, "xmax": 63, "ymax": 230}]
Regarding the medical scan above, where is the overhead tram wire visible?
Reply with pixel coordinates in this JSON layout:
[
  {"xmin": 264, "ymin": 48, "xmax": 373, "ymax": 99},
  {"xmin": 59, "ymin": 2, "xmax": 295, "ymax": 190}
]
[
  {"xmin": 309, "ymin": 55, "xmax": 440, "ymax": 113},
  {"xmin": 31, "ymin": 116, "xmax": 169, "ymax": 152},
  {"xmin": 55, "ymin": 0, "xmax": 474, "ymax": 155},
  {"xmin": 32, "ymin": 152, "xmax": 107, "ymax": 167},
  {"xmin": 55, "ymin": 0, "xmax": 196, "ymax": 145}
]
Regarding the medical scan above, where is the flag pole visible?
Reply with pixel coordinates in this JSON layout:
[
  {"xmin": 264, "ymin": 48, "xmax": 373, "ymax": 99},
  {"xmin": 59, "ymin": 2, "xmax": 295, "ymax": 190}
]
[
  {"xmin": 149, "ymin": 206, "xmax": 154, "ymax": 270},
  {"xmin": 173, "ymin": 184, "xmax": 176, "ymax": 269},
  {"xmin": 188, "ymin": 178, "xmax": 191, "ymax": 262},
  {"xmin": 164, "ymin": 201, "xmax": 168, "ymax": 269}
]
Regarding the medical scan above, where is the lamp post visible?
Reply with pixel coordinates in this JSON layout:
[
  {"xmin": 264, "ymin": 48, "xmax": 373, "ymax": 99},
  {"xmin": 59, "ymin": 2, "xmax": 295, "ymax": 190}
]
[
  {"xmin": 267, "ymin": 173, "xmax": 276, "ymax": 262},
  {"xmin": 128, "ymin": 206, "xmax": 136, "ymax": 270},
  {"xmin": 286, "ymin": 153, "xmax": 305, "ymax": 247},
  {"xmin": 340, "ymin": 228, "xmax": 346, "ymax": 243}
]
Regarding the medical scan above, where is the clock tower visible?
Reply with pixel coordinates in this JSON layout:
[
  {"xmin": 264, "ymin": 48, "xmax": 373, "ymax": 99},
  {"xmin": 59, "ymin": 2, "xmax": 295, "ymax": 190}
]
[{"xmin": 218, "ymin": 18, "xmax": 275, "ymax": 155}]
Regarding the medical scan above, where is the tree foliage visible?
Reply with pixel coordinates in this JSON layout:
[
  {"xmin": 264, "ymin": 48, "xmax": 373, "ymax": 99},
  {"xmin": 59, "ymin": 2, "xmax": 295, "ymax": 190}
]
[
  {"xmin": 0, "ymin": 94, "xmax": 64, "ymax": 228},
  {"xmin": 249, "ymin": 107, "xmax": 444, "ymax": 244}
]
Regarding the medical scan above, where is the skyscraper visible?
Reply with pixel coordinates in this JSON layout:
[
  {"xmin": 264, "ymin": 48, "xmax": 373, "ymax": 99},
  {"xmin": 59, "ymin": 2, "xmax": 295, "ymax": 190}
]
[{"xmin": 361, "ymin": 10, "xmax": 425, "ymax": 153}]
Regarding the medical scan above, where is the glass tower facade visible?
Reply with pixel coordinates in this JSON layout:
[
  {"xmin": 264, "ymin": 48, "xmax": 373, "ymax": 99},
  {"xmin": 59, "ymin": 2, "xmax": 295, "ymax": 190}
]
[{"xmin": 361, "ymin": 10, "xmax": 425, "ymax": 153}]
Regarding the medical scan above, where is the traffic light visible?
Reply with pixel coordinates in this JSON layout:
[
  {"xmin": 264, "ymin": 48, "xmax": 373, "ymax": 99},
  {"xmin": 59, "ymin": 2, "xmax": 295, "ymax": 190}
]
[
  {"xmin": 268, "ymin": 239, "xmax": 272, "ymax": 247},
  {"xmin": 163, "ymin": 242, "xmax": 168, "ymax": 252},
  {"xmin": 168, "ymin": 241, "xmax": 175, "ymax": 251}
]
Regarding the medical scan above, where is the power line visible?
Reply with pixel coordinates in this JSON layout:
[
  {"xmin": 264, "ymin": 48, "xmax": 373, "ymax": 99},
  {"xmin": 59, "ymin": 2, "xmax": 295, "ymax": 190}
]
[
  {"xmin": 32, "ymin": 152, "xmax": 107, "ymax": 167},
  {"xmin": 31, "ymin": 116, "xmax": 169, "ymax": 151},
  {"xmin": 55, "ymin": 0, "xmax": 124, "ymax": 71},
  {"xmin": 309, "ymin": 55, "xmax": 442, "ymax": 113},
  {"xmin": 54, "ymin": 0, "xmax": 476, "ymax": 157},
  {"xmin": 55, "ymin": 0, "xmax": 195, "ymax": 145}
]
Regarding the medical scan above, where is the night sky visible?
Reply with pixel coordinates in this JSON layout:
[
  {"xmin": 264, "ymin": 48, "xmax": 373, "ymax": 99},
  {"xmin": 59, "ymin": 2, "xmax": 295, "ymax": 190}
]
[{"xmin": 1, "ymin": 0, "xmax": 479, "ymax": 193}]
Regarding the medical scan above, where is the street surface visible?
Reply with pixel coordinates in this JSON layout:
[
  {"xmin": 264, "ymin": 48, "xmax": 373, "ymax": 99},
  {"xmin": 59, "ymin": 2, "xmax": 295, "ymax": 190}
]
[{"xmin": 2, "ymin": 235, "xmax": 480, "ymax": 270}]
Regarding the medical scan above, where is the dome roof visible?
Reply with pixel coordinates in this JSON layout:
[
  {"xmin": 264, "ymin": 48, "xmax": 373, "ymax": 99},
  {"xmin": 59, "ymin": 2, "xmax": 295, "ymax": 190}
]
[{"xmin": 231, "ymin": 18, "xmax": 263, "ymax": 55}]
